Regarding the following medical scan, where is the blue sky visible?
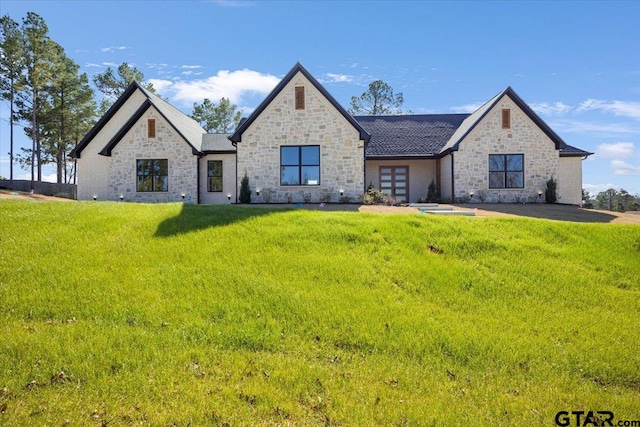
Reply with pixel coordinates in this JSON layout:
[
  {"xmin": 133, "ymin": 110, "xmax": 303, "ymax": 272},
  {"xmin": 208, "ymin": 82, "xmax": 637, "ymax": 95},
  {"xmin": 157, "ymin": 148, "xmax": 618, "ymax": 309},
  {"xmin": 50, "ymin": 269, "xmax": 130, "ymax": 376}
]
[{"xmin": 1, "ymin": 0, "xmax": 639, "ymax": 196}]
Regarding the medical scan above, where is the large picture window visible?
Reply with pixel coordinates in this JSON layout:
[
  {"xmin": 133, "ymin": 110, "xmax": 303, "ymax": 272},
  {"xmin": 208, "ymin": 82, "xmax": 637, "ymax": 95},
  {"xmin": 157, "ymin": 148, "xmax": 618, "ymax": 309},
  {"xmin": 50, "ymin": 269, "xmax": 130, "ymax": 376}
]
[
  {"xmin": 207, "ymin": 160, "xmax": 223, "ymax": 192},
  {"xmin": 136, "ymin": 159, "xmax": 168, "ymax": 192},
  {"xmin": 489, "ymin": 154, "xmax": 523, "ymax": 188},
  {"xmin": 280, "ymin": 145, "xmax": 320, "ymax": 186}
]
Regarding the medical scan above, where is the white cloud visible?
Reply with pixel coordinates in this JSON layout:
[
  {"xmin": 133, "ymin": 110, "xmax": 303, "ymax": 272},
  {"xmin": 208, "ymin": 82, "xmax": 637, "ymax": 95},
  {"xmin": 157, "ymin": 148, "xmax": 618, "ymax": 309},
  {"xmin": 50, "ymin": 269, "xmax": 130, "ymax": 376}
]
[
  {"xmin": 151, "ymin": 68, "xmax": 280, "ymax": 106},
  {"xmin": 548, "ymin": 119, "xmax": 640, "ymax": 135},
  {"xmin": 181, "ymin": 65, "xmax": 203, "ymax": 69},
  {"xmin": 101, "ymin": 62, "xmax": 118, "ymax": 67},
  {"xmin": 321, "ymin": 73, "xmax": 353, "ymax": 83},
  {"xmin": 14, "ymin": 172, "xmax": 58, "ymax": 183},
  {"xmin": 583, "ymin": 183, "xmax": 622, "ymax": 194},
  {"xmin": 146, "ymin": 63, "xmax": 169, "ymax": 69},
  {"xmin": 100, "ymin": 46, "xmax": 129, "ymax": 53},
  {"xmin": 596, "ymin": 142, "xmax": 637, "ymax": 159},
  {"xmin": 450, "ymin": 103, "xmax": 483, "ymax": 113},
  {"xmin": 146, "ymin": 78, "xmax": 174, "ymax": 93},
  {"xmin": 611, "ymin": 160, "xmax": 640, "ymax": 176},
  {"xmin": 85, "ymin": 63, "xmax": 103, "ymax": 68},
  {"xmin": 530, "ymin": 102, "xmax": 572, "ymax": 116},
  {"xmin": 577, "ymin": 99, "xmax": 640, "ymax": 121}
]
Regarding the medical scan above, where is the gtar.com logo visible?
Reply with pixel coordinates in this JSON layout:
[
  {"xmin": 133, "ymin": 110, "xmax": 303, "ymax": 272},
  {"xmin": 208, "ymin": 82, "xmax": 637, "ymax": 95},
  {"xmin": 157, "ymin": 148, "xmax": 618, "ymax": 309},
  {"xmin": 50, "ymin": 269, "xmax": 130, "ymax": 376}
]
[
  {"xmin": 555, "ymin": 411, "xmax": 614, "ymax": 426},
  {"xmin": 555, "ymin": 411, "xmax": 640, "ymax": 427}
]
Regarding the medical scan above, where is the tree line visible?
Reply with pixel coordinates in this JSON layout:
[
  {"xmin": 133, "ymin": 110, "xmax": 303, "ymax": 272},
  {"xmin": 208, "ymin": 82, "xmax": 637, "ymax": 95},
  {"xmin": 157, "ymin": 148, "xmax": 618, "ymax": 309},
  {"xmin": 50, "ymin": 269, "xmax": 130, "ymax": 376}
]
[
  {"xmin": 0, "ymin": 12, "xmax": 245, "ymax": 188},
  {"xmin": 2, "ymin": 12, "xmax": 408, "ymax": 189}
]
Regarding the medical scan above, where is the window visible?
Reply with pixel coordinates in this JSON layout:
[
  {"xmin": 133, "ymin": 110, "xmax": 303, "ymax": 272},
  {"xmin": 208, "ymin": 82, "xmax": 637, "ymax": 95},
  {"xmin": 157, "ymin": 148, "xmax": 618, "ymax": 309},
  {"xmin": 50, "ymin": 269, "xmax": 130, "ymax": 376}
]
[
  {"xmin": 295, "ymin": 86, "xmax": 305, "ymax": 110},
  {"xmin": 280, "ymin": 145, "xmax": 320, "ymax": 185},
  {"xmin": 207, "ymin": 160, "xmax": 223, "ymax": 192},
  {"xmin": 136, "ymin": 159, "xmax": 168, "ymax": 192},
  {"xmin": 501, "ymin": 109, "xmax": 510, "ymax": 129},
  {"xmin": 148, "ymin": 119, "xmax": 156, "ymax": 138},
  {"xmin": 489, "ymin": 154, "xmax": 523, "ymax": 188}
]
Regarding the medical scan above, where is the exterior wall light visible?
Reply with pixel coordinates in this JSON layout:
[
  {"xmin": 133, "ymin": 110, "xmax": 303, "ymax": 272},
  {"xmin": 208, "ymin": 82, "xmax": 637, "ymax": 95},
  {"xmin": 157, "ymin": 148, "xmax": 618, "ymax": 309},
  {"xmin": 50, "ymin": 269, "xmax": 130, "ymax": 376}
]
[
  {"xmin": 181, "ymin": 193, "xmax": 185, "ymax": 200},
  {"xmin": 227, "ymin": 194, "xmax": 231, "ymax": 200},
  {"xmin": 469, "ymin": 191, "xmax": 474, "ymax": 198},
  {"xmin": 120, "ymin": 194, "xmax": 124, "ymax": 201},
  {"xmin": 538, "ymin": 191, "xmax": 543, "ymax": 198},
  {"xmin": 256, "ymin": 188, "xmax": 261, "ymax": 196},
  {"xmin": 93, "ymin": 194, "xmax": 97, "ymax": 201},
  {"xmin": 339, "ymin": 189, "xmax": 344, "ymax": 197}
]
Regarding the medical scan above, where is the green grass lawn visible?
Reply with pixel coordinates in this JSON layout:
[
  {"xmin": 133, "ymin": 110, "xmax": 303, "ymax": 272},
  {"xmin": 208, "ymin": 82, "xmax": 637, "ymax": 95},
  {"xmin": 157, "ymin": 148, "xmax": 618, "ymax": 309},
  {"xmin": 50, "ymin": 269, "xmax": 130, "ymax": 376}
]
[{"xmin": 1, "ymin": 200, "xmax": 639, "ymax": 426}]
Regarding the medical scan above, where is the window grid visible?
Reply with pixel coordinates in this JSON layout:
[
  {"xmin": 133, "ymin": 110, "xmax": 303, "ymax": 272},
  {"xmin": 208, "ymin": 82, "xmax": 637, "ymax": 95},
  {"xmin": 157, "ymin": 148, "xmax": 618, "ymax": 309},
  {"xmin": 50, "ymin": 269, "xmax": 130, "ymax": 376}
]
[
  {"xmin": 280, "ymin": 145, "xmax": 320, "ymax": 186},
  {"xmin": 207, "ymin": 160, "xmax": 223, "ymax": 192},
  {"xmin": 489, "ymin": 154, "xmax": 524, "ymax": 189},
  {"xmin": 136, "ymin": 159, "xmax": 168, "ymax": 192}
]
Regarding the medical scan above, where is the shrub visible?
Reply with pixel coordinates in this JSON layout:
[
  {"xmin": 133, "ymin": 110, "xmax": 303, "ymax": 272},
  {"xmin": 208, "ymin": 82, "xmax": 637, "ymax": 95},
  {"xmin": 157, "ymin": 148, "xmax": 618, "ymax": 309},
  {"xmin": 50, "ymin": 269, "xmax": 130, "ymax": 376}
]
[
  {"xmin": 239, "ymin": 173, "xmax": 251, "ymax": 203},
  {"xmin": 427, "ymin": 180, "xmax": 439, "ymax": 202},
  {"xmin": 545, "ymin": 177, "xmax": 557, "ymax": 204},
  {"xmin": 476, "ymin": 189, "xmax": 488, "ymax": 203},
  {"xmin": 363, "ymin": 187, "xmax": 386, "ymax": 204}
]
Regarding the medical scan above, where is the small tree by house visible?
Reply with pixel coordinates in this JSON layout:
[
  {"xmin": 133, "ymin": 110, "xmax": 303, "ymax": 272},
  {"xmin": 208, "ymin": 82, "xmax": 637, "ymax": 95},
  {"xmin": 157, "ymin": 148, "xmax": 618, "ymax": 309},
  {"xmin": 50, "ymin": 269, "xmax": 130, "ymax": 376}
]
[
  {"xmin": 239, "ymin": 173, "xmax": 251, "ymax": 204},
  {"xmin": 545, "ymin": 177, "xmax": 557, "ymax": 204}
]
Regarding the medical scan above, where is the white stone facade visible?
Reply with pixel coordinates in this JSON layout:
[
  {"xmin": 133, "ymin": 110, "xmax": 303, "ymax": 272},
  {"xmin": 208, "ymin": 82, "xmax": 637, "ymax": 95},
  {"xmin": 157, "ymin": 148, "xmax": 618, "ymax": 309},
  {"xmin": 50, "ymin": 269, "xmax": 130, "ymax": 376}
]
[
  {"xmin": 76, "ymin": 90, "xmax": 148, "ymax": 201},
  {"xmin": 235, "ymin": 71, "xmax": 366, "ymax": 204},
  {"xmin": 109, "ymin": 108, "xmax": 198, "ymax": 203},
  {"xmin": 453, "ymin": 95, "xmax": 560, "ymax": 203}
]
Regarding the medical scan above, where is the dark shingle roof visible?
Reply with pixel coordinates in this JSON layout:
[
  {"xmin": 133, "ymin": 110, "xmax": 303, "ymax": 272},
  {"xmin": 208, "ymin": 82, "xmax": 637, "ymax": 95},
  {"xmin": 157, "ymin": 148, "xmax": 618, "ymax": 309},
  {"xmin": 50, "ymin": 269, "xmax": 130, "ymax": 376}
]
[
  {"xmin": 560, "ymin": 144, "xmax": 593, "ymax": 157},
  {"xmin": 356, "ymin": 114, "xmax": 469, "ymax": 158}
]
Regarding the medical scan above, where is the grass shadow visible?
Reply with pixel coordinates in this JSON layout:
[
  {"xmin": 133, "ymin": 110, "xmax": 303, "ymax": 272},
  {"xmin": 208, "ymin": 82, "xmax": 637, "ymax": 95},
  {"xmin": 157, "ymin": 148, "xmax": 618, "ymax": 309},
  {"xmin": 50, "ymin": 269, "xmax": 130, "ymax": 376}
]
[
  {"xmin": 466, "ymin": 203, "xmax": 621, "ymax": 223},
  {"xmin": 154, "ymin": 204, "xmax": 291, "ymax": 237}
]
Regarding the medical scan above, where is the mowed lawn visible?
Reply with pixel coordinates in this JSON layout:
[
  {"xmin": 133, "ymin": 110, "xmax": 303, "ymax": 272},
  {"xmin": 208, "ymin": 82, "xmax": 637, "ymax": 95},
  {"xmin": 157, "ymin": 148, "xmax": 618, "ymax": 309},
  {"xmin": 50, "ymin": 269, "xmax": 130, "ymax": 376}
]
[{"xmin": 0, "ymin": 200, "xmax": 638, "ymax": 426}]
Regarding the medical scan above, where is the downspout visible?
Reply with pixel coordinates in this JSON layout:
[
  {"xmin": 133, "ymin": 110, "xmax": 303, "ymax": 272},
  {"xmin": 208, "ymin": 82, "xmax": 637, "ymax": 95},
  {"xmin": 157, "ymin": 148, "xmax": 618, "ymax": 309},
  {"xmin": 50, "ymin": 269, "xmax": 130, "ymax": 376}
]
[
  {"xmin": 232, "ymin": 141, "xmax": 238, "ymax": 204},
  {"xmin": 196, "ymin": 154, "xmax": 201, "ymax": 204},
  {"xmin": 451, "ymin": 152, "xmax": 455, "ymax": 202}
]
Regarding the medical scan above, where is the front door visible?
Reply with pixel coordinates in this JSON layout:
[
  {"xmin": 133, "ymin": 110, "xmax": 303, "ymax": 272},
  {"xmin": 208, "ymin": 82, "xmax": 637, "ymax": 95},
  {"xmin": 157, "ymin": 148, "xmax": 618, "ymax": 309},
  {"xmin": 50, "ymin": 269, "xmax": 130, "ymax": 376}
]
[{"xmin": 379, "ymin": 166, "xmax": 409, "ymax": 203}]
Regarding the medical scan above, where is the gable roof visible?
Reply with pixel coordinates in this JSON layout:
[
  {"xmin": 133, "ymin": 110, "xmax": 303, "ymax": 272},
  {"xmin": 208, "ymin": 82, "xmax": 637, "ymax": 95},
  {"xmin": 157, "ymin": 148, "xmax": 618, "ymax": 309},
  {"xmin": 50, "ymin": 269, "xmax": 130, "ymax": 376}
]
[
  {"xmin": 356, "ymin": 114, "xmax": 469, "ymax": 158},
  {"xmin": 229, "ymin": 62, "xmax": 371, "ymax": 144},
  {"xmin": 438, "ymin": 86, "xmax": 592, "ymax": 157},
  {"xmin": 70, "ymin": 82, "xmax": 205, "ymax": 158}
]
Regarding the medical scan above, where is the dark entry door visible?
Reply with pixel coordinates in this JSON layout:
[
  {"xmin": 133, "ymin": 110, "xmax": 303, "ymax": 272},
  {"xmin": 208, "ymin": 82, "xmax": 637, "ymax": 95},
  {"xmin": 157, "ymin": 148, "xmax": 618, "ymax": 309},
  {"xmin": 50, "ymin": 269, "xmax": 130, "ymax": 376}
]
[{"xmin": 379, "ymin": 166, "xmax": 409, "ymax": 203}]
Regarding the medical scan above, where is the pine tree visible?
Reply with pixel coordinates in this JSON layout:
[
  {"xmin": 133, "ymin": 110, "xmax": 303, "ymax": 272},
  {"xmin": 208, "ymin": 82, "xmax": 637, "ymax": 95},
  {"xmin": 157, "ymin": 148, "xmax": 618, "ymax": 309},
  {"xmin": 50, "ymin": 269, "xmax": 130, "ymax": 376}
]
[
  {"xmin": 0, "ymin": 14, "xmax": 25, "ymax": 189},
  {"xmin": 239, "ymin": 173, "xmax": 251, "ymax": 204}
]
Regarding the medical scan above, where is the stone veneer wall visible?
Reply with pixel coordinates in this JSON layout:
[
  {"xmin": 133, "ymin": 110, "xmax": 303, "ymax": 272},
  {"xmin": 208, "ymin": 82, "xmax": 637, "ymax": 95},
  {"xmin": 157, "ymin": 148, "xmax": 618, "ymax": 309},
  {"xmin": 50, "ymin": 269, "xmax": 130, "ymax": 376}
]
[
  {"xmin": 77, "ymin": 89, "xmax": 148, "ymax": 201},
  {"xmin": 108, "ymin": 108, "xmax": 198, "ymax": 203},
  {"xmin": 454, "ymin": 96, "xmax": 559, "ymax": 203},
  {"xmin": 236, "ymin": 71, "xmax": 365, "ymax": 204}
]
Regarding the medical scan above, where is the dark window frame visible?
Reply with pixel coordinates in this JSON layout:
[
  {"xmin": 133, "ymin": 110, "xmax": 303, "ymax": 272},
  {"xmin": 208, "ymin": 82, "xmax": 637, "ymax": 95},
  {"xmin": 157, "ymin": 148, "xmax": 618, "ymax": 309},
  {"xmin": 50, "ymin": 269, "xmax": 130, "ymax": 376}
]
[
  {"xmin": 207, "ymin": 160, "xmax": 223, "ymax": 193},
  {"xmin": 489, "ymin": 154, "xmax": 524, "ymax": 189},
  {"xmin": 136, "ymin": 159, "xmax": 168, "ymax": 192},
  {"xmin": 280, "ymin": 145, "xmax": 320, "ymax": 186}
]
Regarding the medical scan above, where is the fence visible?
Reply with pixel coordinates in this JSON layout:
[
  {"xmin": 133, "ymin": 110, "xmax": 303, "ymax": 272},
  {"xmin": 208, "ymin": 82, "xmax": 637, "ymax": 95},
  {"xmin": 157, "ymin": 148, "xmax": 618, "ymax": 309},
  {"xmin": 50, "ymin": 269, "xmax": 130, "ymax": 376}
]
[{"xmin": 0, "ymin": 180, "xmax": 77, "ymax": 200}]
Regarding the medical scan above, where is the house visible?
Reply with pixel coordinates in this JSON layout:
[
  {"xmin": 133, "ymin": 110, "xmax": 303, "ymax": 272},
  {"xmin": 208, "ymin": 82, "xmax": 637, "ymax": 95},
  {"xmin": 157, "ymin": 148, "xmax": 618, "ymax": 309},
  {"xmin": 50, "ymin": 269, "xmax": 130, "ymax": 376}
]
[{"xmin": 70, "ymin": 63, "xmax": 591, "ymax": 205}]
